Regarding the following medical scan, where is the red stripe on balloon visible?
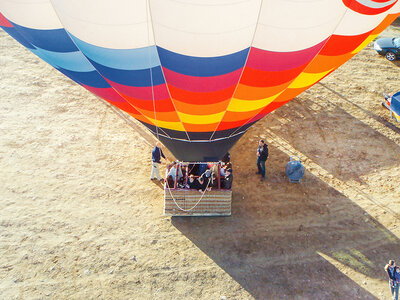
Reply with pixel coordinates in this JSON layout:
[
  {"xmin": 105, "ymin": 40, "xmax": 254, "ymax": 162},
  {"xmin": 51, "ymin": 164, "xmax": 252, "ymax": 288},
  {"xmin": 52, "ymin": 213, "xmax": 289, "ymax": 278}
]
[
  {"xmin": 81, "ymin": 84, "xmax": 127, "ymax": 103},
  {"xmin": 103, "ymin": 78, "xmax": 169, "ymax": 100},
  {"xmin": 246, "ymin": 40, "xmax": 327, "ymax": 72},
  {"xmin": 0, "ymin": 12, "xmax": 12, "ymax": 27},
  {"xmin": 162, "ymin": 67, "xmax": 242, "ymax": 93},
  {"xmin": 319, "ymin": 31, "xmax": 372, "ymax": 56},
  {"xmin": 342, "ymin": 0, "xmax": 397, "ymax": 15},
  {"xmin": 118, "ymin": 93, "xmax": 176, "ymax": 112},
  {"xmin": 240, "ymin": 63, "xmax": 309, "ymax": 87}
]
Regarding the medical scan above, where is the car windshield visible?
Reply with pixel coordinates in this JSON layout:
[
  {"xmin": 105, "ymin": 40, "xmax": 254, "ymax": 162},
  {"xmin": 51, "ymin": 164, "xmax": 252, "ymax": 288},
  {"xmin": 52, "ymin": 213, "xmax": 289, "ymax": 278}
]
[{"xmin": 394, "ymin": 37, "xmax": 400, "ymax": 48}]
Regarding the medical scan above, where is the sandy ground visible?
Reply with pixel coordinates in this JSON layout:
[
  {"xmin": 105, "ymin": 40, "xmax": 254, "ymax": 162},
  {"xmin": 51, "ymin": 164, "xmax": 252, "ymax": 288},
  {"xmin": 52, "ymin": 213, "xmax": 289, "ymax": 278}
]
[{"xmin": 1, "ymin": 21, "xmax": 400, "ymax": 300}]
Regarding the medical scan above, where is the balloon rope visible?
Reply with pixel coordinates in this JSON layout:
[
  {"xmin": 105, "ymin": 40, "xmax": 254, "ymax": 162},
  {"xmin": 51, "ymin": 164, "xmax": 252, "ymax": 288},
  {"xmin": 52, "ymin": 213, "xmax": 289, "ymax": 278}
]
[{"xmin": 165, "ymin": 179, "xmax": 211, "ymax": 212}]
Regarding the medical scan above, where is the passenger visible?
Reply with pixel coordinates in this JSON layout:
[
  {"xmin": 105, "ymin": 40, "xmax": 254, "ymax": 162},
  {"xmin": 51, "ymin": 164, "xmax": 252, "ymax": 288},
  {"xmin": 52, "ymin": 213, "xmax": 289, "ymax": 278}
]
[
  {"xmin": 198, "ymin": 163, "xmax": 208, "ymax": 176},
  {"xmin": 209, "ymin": 172, "xmax": 219, "ymax": 190},
  {"xmin": 168, "ymin": 161, "xmax": 183, "ymax": 182},
  {"xmin": 222, "ymin": 168, "xmax": 233, "ymax": 189},
  {"xmin": 220, "ymin": 162, "xmax": 232, "ymax": 177},
  {"xmin": 166, "ymin": 175, "xmax": 175, "ymax": 188},
  {"xmin": 188, "ymin": 163, "xmax": 199, "ymax": 176},
  {"xmin": 210, "ymin": 163, "xmax": 219, "ymax": 176},
  {"xmin": 187, "ymin": 174, "xmax": 202, "ymax": 192},
  {"xmin": 221, "ymin": 152, "xmax": 231, "ymax": 164},
  {"xmin": 200, "ymin": 169, "xmax": 212, "ymax": 190}
]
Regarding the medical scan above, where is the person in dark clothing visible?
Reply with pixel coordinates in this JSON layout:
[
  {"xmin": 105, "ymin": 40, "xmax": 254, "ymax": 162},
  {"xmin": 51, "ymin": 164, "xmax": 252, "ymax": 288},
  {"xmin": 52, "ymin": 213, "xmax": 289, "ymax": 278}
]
[
  {"xmin": 188, "ymin": 163, "xmax": 199, "ymax": 176},
  {"xmin": 386, "ymin": 260, "xmax": 398, "ymax": 299},
  {"xmin": 166, "ymin": 175, "xmax": 175, "ymax": 188},
  {"xmin": 256, "ymin": 139, "xmax": 268, "ymax": 181},
  {"xmin": 209, "ymin": 173, "xmax": 219, "ymax": 190},
  {"xmin": 222, "ymin": 168, "xmax": 233, "ymax": 189},
  {"xmin": 187, "ymin": 175, "xmax": 202, "ymax": 191},
  {"xmin": 150, "ymin": 142, "xmax": 166, "ymax": 181},
  {"xmin": 199, "ymin": 169, "xmax": 212, "ymax": 191},
  {"xmin": 221, "ymin": 152, "xmax": 231, "ymax": 164}
]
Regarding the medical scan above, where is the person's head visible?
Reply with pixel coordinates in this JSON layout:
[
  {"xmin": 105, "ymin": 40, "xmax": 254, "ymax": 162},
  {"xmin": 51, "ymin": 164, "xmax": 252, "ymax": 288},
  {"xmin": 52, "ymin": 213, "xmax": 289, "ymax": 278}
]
[
  {"xmin": 226, "ymin": 168, "xmax": 232, "ymax": 175},
  {"xmin": 389, "ymin": 260, "xmax": 395, "ymax": 266},
  {"xmin": 156, "ymin": 141, "xmax": 162, "ymax": 148},
  {"xmin": 259, "ymin": 139, "xmax": 264, "ymax": 146},
  {"xmin": 396, "ymin": 266, "xmax": 400, "ymax": 272},
  {"xmin": 189, "ymin": 174, "xmax": 194, "ymax": 182}
]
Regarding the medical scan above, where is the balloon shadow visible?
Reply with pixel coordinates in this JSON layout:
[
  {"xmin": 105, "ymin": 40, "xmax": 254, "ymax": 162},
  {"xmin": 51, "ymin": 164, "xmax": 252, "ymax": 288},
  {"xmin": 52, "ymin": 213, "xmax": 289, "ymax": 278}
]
[{"xmin": 171, "ymin": 146, "xmax": 399, "ymax": 299}]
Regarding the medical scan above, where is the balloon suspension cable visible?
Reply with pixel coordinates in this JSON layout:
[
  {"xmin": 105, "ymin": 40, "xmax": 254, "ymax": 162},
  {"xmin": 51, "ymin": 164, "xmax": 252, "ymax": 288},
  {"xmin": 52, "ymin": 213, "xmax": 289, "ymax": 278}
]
[{"xmin": 165, "ymin": 176, "xmax": 211, "ymax": 212}]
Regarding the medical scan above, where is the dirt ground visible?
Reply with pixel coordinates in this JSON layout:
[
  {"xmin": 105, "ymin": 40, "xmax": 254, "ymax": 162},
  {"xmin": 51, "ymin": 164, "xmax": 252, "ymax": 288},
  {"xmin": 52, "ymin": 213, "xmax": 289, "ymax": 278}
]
[{"xmin": 0, "ymin": 21, "xmax": 400, "ymax": 300}]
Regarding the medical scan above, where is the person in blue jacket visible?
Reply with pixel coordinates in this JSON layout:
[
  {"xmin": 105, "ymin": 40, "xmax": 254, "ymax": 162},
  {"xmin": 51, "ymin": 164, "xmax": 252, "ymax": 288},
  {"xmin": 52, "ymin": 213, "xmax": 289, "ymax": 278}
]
[
  {"xmin": 150, "ymin": 142, "xmax": 166, "ymax": 181},
  {"xmin": 256, "ymin": 139, "xmax": 269, "ymax": 182}
]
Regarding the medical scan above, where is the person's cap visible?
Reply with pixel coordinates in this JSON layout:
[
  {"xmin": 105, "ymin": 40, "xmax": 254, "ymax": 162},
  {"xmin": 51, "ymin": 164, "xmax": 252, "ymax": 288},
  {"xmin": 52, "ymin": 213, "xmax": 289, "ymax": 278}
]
[{"xmin": 226, "ymin": 168, "xmax": 232, "ymax": 173}]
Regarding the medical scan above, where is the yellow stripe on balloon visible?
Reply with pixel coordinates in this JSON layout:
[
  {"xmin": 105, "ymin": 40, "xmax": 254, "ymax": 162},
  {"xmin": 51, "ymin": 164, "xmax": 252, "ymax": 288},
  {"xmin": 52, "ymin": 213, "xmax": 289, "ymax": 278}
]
[
  {"xmin": 147, "ymin": 118, "xmax": 186, "ymax": 131},
  {"xmin": 288, "ymin": 69, "xmax": 332, "ymax": 89},
  {"xmin": 177, "ymin": 111, "xmax": 225, "ymax": 124},
  {"xmin": 227, "ymin": 94, "xmax": 280, "ymax": 112},
  {"xmin": 352, "ymin": 34, "xmax": 378, "ymax": 54}
]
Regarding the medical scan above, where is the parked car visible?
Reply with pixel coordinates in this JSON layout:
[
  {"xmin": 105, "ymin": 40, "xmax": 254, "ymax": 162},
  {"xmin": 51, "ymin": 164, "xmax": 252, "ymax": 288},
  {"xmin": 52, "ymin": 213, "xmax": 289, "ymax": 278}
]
[{"xmin": 373, "ymin": 37, "xmax": 400, "ymax": 61}]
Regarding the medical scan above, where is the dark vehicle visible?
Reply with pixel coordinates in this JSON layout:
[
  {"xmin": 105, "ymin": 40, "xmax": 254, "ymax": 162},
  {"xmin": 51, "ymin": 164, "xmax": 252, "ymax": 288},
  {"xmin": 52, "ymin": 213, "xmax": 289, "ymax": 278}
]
[{"xmin": 374, "ymin": 37, "xmax": 400, "ymax": 61}]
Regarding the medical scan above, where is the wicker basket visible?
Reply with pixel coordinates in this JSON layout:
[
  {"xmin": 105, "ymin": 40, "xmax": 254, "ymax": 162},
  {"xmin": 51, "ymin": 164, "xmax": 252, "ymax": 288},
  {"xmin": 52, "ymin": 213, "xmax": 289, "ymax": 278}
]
[{"xmin": 164, "ymin": 188, "xmax": 232, "ymax": 216}]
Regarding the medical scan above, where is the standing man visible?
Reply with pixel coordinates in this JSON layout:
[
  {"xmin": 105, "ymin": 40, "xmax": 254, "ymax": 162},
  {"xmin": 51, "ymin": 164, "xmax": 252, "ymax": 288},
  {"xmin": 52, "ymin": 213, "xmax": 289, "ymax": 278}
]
[
  {"xmin": 385, "ymin": 260, "xmax": 397, "ymax": 300},
  {"xmin": 150, "ymin": 141, "xmax": 166, "ymax": 181},
  {"xmin": 256, "ymin": 139, "xmax": 268, "ymax": 182}
]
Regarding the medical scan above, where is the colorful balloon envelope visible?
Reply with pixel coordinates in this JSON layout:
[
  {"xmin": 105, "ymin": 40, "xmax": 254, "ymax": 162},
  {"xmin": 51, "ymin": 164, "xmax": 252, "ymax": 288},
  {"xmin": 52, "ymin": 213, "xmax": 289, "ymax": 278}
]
[{"xmin": 1, "ymin": 0, "xmax": 399, "ymax": 161}]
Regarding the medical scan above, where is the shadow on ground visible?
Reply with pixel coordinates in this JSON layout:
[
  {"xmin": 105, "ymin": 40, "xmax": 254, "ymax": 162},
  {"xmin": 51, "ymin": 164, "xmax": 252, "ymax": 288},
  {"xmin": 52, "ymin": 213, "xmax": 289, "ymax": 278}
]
[
  {"xmin": 171, "ymin": 95, "xmax": 400, "ymax": 299},
  {"xmin": 265, "ymin": 94, "xmax": 400, "ymax": 183},
  {"xmin": 172, "ymin": 147, "xmax": 399, "ymax": 299}
]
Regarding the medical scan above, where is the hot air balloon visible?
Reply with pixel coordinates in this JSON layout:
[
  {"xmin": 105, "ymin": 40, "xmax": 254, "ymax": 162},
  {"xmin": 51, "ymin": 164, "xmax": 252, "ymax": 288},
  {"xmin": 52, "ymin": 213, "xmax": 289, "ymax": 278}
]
[{"xmin": 1, "ymin": 0, "xmax": 399, "ymax": 162}]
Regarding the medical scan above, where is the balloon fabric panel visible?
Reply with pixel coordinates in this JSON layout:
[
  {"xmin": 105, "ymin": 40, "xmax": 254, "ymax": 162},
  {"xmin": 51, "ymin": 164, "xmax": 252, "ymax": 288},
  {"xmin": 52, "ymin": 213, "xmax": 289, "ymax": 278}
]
[{"xmin": 1, "ymin": 2, "xmax": 400, "ymax": 161}]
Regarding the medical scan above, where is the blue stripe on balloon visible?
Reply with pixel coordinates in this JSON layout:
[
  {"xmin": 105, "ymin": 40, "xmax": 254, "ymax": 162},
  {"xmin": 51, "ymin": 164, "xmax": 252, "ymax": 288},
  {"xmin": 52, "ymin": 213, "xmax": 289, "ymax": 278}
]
[
  {"xmin": 87, "ymin": 58, "xmax": 165, "ymax": 87},
  {"xmin": 156, "ymin": 46, "xmax": 249, "ymax": 77},
  {"xmin": 10, "ymin": 21, "xmax": 78, "ymax": 53},
  {"xmin": 1, "ymin": 26, "xmax": 35, "ymax": 50},
  {"xmin": 69, "ymin": 34, "xmax": 161, "ymax": 71},
  {"xmin": 56, "ymin": 67, "xmax": 111, "ymax": 88},
  {"xmin": 31, "ymin": 48, "xmax": 95, "ymax": 72}
]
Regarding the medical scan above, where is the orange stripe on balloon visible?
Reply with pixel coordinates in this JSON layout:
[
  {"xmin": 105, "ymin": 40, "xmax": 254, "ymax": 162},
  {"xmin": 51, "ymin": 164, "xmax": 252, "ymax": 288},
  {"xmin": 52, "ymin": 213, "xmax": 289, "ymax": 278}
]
[
  {"xmin": 182, "ymin": 122, "xmax": 220, "ymax": 132},
  {"xmin": 119, "ymin": 92, "xmax": 176, "ymax": 112},
  {"xmin": 174, "ymin": 98, "xmax": 231, "ymax": 115},
  {"xmin": 167, "ymin": 84, "xmax": 236, "ymax": 105},
  {"xmin": 304, "ymin": 52, "xmax": 354, "ymax": 73},
  {"xmin": 234, "ymin": 82, "xmax": 291, "ymax": 100}
]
